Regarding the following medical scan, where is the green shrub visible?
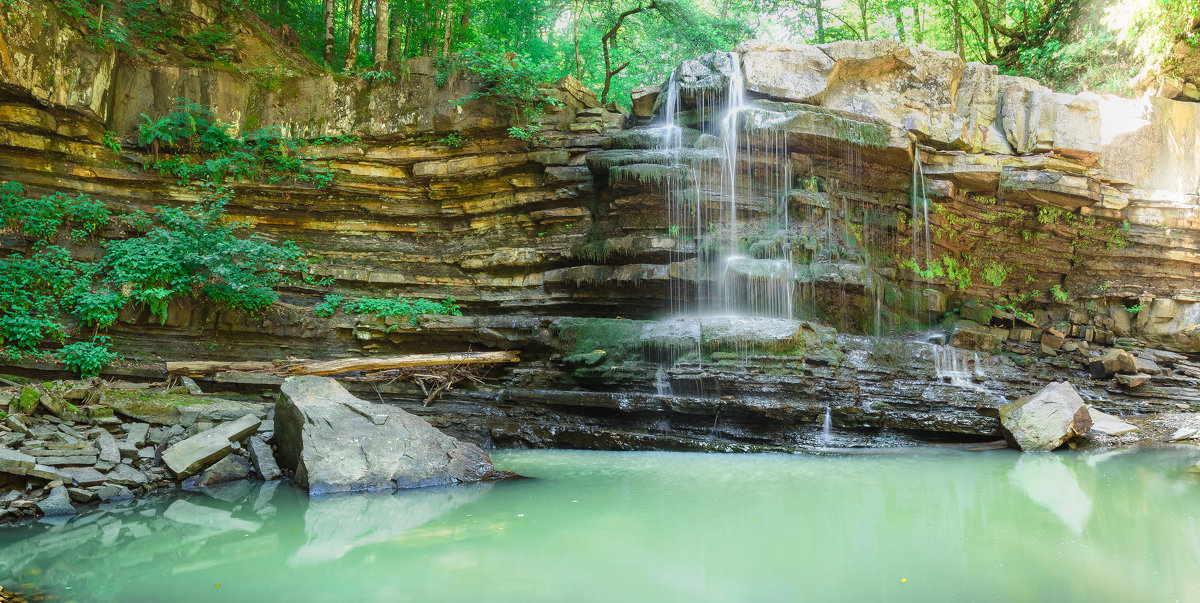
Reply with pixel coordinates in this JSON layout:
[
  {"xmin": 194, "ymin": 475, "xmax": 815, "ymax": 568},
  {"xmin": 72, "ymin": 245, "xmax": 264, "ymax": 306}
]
[
  {"xmin": 138, "ymin": 99, "xmax": 334, "ymax": 187},
  {"xmin": 314, "ymin": 293, "xmax": 461, "ymax": 327},
  {"xmin": 0, "ymin": 182, "xmax": 110, "ymax": 242},
  {"xmin": 58, "ymin": 337, "xmax": 117, "ymax": 377},
  {"xmin": 443, "ymin": 41, "xmax": 562, "ymax": 141}
]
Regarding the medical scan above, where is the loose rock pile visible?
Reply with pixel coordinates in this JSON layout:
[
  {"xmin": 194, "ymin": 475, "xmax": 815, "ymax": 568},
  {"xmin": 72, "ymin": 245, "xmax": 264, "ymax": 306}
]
[{"xmin": 0, "ymin": 378, "xmax": 276, "ymax": 523}]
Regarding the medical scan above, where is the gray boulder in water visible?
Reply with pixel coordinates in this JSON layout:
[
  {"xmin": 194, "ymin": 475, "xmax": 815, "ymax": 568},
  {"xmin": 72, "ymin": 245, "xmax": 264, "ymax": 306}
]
[
  {"xmin": 999, "ymin": 382, "xmax": 1093, "ymax": 451},
  {"xmin": 274, "ymin": 376, "xmax": 504, "ymax": 495}
]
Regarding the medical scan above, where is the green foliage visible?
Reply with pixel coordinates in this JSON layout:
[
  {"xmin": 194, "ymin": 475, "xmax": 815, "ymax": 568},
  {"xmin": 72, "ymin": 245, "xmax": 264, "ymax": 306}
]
[
  {"xmin": 138, "ymin": 99, "xmax": 333, "ymax": 187},
  {"xmin": 980, "ymin": 261, "xmax": 1009, "ymax": 288},
  {"xmin": 439, "ymin": 132, "xmax": 465, "ymax": 148},
  {"xmin": 0, "ymin": 181, "xmax": 312, "ymax": 375},
  {"xmin": 102, "ymin": 130, "xmax": 123, "ymax": 154},
  {"xmin": 444, "ymin": 40, "xmax": 562, "ymax": 139},
  {"xmin": 357, "ymin": 69, "xmax": 397, "ymax": 83},
  {"xmin": 345, "ymin": 295, "xmax": 462, "ymax": 327},
  {"xmin": 100, "ymin": 186, "xmax": 307, "ymax": 318},
  {"xmin": 0, "ymin": 182, "xmax": 110, "ymax": 242},
  {"xmin": 313, "ymin": 294, "xmax": 344, "ymax": 317},
  {"xmin": 1125, "ymin": 302, "xmax": 1144, "ymax": 314},
  {"xmin": 1050, "ymin": 284, "xmax": 1069, "ymax": 303},
  {"xmin": 58, "ymin": 337, "xmax": 117, "ymax": 378}
]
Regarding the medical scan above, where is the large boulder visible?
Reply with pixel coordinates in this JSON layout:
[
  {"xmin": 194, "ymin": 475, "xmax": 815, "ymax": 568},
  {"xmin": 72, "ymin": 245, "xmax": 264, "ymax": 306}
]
[
  {"xmin": 274, "ymin": 376, "xmax": 504, "ymax": 495},
  {"xmin": 999, "ymin": 382, "xmax": 1093, "ymax": 451}
]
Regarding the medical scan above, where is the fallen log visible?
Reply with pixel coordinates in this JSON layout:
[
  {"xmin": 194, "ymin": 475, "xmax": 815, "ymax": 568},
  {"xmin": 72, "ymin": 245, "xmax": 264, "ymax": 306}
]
[
  {"xmin": 165, "ymin": 351, "xmax": 520, "ymax": 378},
  {"xmin": 283, "ymin": 351, "xmax": 520, "ymax": 376},
  {"xmin": 165, "ymin": 360, "xmax": 276, "ymax": 377}
]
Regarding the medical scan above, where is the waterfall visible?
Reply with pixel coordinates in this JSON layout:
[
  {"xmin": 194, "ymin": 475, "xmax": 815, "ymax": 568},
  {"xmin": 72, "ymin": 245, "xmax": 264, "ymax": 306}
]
[
  {"xmin": 654, "ymin": 364, "xmax": 673, "ymax": 396},
  {"xmin": 658, "ymin": 51, "xmax": 795, "ymax": 321},
  {"xmin": 821, "ymin": 405, "xmax": 833, "ymax": 442},
  {"xmin": 911, "ymin": 152, "xmax": 933, "ymax": 326},
  {"xmin": 932, "ymin": 344, "xmax": 985, "ymax": 392}
]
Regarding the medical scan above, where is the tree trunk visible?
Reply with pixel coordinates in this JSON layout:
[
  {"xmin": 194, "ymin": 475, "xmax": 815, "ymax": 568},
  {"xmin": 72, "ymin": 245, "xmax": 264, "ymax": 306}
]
[
  {"xmin": 388, "ymin": 4, "xmax": 403, "ymax": 60},
  {"xmin": 951, "ymin": 0, "xmax": 965, "ymax": 58},
  {"xmin": 894, "ymin": 6, "xmax": 906, "ymax": 42},
  {"xmin": 277, "ymin": 0, "xmax": 286, "ymax": 23},
  {"xmin": 441, "ymin": 0, "xmax": 454, "ymax": 56},
  {"xmin": 374, "ymin": 0, "xmax": 389, "ymax": 64},
  {"xmin": 460, "ymin": 0, "xmax": 471, "ymax": 28},
  {"xmin": 322, "ymin": 0, "xmax": 336, "ymax": 68},
  {"xmin": 600, "ymin": 2, "xmax": 656, "ymax": 104},
  {"xmin": 858, "ymin": 0, "xmax": 869, "ymax": 40},
  {"xmin": 573, "ymin": 0, "xmax": 582, "ymax": 78},
  {"xmin": 912, "ymin": 0, "xmax": 922, "ymax": 43},
  {"xmin": 345, "ymin": 0, "xmax": 364, "ymax": 71},
  {"xmin": 814, "ymin": 0, "xmax": 825, "ymax": 43}
]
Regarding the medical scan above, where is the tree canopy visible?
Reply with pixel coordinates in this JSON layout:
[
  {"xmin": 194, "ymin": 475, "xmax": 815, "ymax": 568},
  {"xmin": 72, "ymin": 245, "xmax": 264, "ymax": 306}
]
[{"xmin": 50, "ymin": 0, "xmax": 1200, "ymax": 105}]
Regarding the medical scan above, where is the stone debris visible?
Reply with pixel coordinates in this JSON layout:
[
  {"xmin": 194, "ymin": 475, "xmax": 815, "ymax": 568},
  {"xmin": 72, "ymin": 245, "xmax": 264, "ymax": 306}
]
[
  {"xmin": 2, "ymin": 378, "xmax": 282, "ymax": 524},
  {"xmin": 1169, "ymin": 423, "xmax": 1200, "ymax": 442},
  {"xmin": 999, "ymin": 382, "xmax": 1093, "ymax": 451},
  {"xmin": 161, "ymin": 414, "xmax": 261, "ymax": 478},
  {"xmin": 1087, "ymin": 409, "xmax": 1139, "ymax": 437}
]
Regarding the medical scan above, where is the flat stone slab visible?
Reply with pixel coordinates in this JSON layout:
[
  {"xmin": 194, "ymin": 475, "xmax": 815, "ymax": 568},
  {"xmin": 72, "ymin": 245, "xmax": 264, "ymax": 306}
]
[
  {"xmin": 1170, "ymin": 423, "xmax": 1200, "ymax": 442},
  {"xmin": 161, "ymin": 414, "xmax": 261, "ymax": 478},
  {"xmin": 105, "ymin": 463, "xmax": 148, "ymax": 486},
  {"xmin": 58, "ymin": 466, "xmax": 107, "ymax": 487},
  {"xmin": 1087, "ymin": 409, "xmax": 1138, "ymax": 436},
  {"xmin": 123, "ymin": 422, "xmax": 150, "ymax": 447}
]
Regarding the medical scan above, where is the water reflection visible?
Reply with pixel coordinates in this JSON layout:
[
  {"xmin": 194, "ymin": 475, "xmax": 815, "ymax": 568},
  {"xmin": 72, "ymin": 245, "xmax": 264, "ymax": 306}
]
[
  {"xmin": 0, "ymin": 450, "xmax": 1197, "ymax": 602},
  {"xmin": 1009, "ymin": 453, "xmax": 1093, "ymax": 536},
  {"xmin": 292, "ymin": 482, "xmax": 493, "ymax": 565}
]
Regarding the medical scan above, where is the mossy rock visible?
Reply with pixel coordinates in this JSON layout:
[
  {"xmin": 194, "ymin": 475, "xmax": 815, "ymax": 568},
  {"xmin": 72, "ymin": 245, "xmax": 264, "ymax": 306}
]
[
  {"xmin": 101, "ymin": 389, "xmax": 264, "ymax": 426},
  {"xmin": 565, "ymin": 350, "xmax": 608, "ymax": 368},
  {"xmin": 16, "ymin": 387, "xmax": 40, "ymax": 414}
]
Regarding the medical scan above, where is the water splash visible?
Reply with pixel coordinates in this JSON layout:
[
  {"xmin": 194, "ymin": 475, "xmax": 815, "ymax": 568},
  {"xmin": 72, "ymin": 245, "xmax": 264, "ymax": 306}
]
[{"xmin": 932, "ymin": 344, "xmax": 985, "ymax": 392}]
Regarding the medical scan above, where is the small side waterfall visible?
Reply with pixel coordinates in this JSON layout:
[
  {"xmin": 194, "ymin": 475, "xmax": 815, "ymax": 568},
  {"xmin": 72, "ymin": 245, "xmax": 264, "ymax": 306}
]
[
  {"xmin": 654, "ymin": 364, "xmax": 673, "ymax": 396},
  {"xmin": 821, "ymin": 405, "xmax": 833, "ymax": 442},
  {"xmin": 932, "ymin": 345, "xmax": 986, "ymax": 392}
]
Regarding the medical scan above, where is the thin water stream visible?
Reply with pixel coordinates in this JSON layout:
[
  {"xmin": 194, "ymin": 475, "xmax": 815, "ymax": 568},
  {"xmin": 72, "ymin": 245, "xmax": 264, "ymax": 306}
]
[{"xmin": 2, "ymin": 448, "xmax": 1199, "ymax": 602}]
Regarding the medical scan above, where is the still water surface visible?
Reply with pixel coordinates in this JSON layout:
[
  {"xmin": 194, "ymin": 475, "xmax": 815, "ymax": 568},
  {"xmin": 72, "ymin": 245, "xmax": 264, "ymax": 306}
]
[{"xmin": 2, "ymin": 447, "xmax": 1199, "ymax": 602}]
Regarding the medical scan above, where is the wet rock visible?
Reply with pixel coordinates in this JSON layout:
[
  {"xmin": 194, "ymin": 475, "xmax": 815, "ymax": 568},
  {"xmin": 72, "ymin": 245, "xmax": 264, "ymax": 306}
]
[
  {"xmin": 94, "ymin": 483, "xmax": 134, "ymax": 502},
  {"xmin": 1089, "ymin": 349, "xmax": 1137, "ymax": 379},
  {"xmin": 160, "ymin": 414, "xmax": 262, "ymax": 478},
  {"xmin": 999, "ymin": 382, "xmax": 1093, "ymax": 451},
  {"xmin": 58, "ymin": 466, "xmax": 107, "ymax": 487},
  {"xmin": 105, "ymin": 464, "xmax": 148, "ymax": 487},
  {"xmin": 1169, "ymin": 423, "xmax": 1199, "ymax": 442},
  {"xmin": 185, "ymin": 454, "xmax": 253, "ymax": 488},
  {"xmin": 1087, "ymin": 409, "xmax": 1138, "ymax": 436},
  {"xmin": 247, "ymin": 436, "xmax": 280, "ymax": 481},
  {"xmin": 36, "ymin": 485, "xmax": 76, "ymax": 517},
  {"xmin": 1115, "ymin": 373, "xmax": 1152, "ymax": 388},
  {"xmin": 67, "ymin": 487, "xmax": 98, "ymax": 503},
  {"xmin": 951, "ymin": 320, "xmax": 999, "ymax": 352},
  {"xmin": 1041, "ymin": 328, "xmax": 1066, "ymax": 350},
  {"xmin": 630, "ymin": 85, "xmax": 661, "ymax": 118},
  {"xmin": 275, "ymin": 376, "xmax": 503, "ymax": 495},
  {"xmin": 1133, "ymin": 356, "xmax": 1164, "ymax": 376},
  {"xmin": 123, "ymin": 422, "xmax": 150, "ymax": 447},
  {"xmin": 96, "ymin": 430, "xmax": 121, "ymax": 466}
]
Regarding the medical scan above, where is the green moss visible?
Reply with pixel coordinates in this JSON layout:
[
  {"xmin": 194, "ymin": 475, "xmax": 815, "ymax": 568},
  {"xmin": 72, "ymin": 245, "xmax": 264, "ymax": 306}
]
[
  {"xmin": 16, "ymin": 386, "xmax": 40, "ymax": 413},
  {"xmin": 610, "ymin": 163, "xmax": 687, "ymax": 186},
  {"xmin": 608, "ymin": 127, "xmax": 701, "ymax": 150}
]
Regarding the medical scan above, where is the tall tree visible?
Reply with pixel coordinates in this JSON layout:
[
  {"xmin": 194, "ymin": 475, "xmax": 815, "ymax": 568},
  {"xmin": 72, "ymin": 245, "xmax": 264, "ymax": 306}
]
[
  {"xmin": 600, "ymin": 0, "xmax": 661, "ymax": 104},
  {"xmin": 375, "ymin": 0, "xmax": 390, "ymax": 64},
  {"xmin": 322, "ymin": 0, "xmax": 336, "ymax": 68},
  {"xmin": 441, "ymin": 0, "xmax": 455, "ymax": 55},
  {"xmin": 345, "ymin": 0, "xmax": 364, "ymax": 70}
]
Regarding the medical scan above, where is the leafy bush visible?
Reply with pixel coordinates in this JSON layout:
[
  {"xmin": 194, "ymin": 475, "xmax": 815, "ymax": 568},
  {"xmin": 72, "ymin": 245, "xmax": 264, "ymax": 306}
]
[
  {"xmin": 99, "ymin": 186, "xmax": 307, "ymax": 319},
  {"xmin": 0, "ymin": 182, "xmax": 110, "ymax": 242},
  {"xmin": 59, "ymin": 337, "xmax": 118, "ymax": 377},
  {"xmin": 443, "ymin": 41, "xmax": 562, "ymax": 140},
  {"xmin": 138, "ymin": 99, "xmax": 333, "ymax": 187},
  {"xmin": 313, "ymin": 293, "xmax": 461, "ymax": 327},
  {"xmin": 0, "ymin": 181, "xmax": 313, "ymax": 375}
]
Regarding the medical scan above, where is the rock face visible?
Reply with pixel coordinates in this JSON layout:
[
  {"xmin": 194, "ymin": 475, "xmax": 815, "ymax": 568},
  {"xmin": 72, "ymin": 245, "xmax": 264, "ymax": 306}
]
[
  {"xmin": 999, "ymin": 382, "xmax": 1094, "ymax": 451},
  {"xmin": 274, "ymin": 376, "xmax": 501, "ymax": 495}
]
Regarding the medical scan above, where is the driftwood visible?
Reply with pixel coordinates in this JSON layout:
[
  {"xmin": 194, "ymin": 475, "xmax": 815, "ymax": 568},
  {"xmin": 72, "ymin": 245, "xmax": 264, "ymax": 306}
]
[{"xmin": 165, "ymin": 351, "xmax": 520, "ymax": 378}]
